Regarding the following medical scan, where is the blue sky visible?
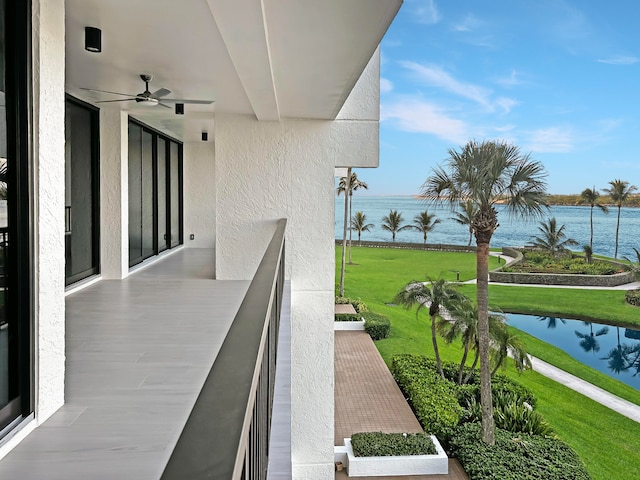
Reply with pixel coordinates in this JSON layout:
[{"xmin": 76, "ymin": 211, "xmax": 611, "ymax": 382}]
[{"xmin": 359, "ymin": 0, "xmax": 640, "ymax": 195}]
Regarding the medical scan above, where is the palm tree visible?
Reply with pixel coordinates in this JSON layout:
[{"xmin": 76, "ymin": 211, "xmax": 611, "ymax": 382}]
[
  {"xmin": 583, "ymin": 245, "xmax": 593, "ymax": 264},
  {"xmin": 623, "ymin": 247, "xmax": 640, "ymax": 280},
  {"xmin": 381, "ymin": 210, "xmax": 411, "ymax": 242},
  {"xmin": 578, "ymin": 186, "xmax": 608, "ymax": 250},
  {"xmin": 421, "ymin": 139, "xmax": 547, "ymax": 445},
  {"xmin": 337, "ymin": 167, "xmax": 351, "ymax": 296},
  {"xmin": 395, "ymin": 278, "xmax": 464, "ymax": 379},
  {"xmin": 528, "ymin": 217, "xmax": 578, "ymax": 258},
  {"xmin": 603, "ymin": 179, "xmax": 638, "ymax": 259},
  {"xmin": 601, "ymin": 327, "xmax": 633, "ymax": 374},
  {"xmin": 411, "ymin": 210, "xmax": 441, "ymax": 243},
  {"xmin": 450, "ymin": 200, "xmax": 478, "ymax": 246},
  {"xmin": 538, "ymin": 316, "xmax": 566, "ymax": 329},
  {"xmin": 490, "ymin": 320, "xmax": 531, "ymax": 376},
  {"xmin": 351, "ymin": 211, "xmax": 373, "ymax": 245},
  {"xmin": 337, "ymin": 171, "xmax": 368, "ymax": 264}
]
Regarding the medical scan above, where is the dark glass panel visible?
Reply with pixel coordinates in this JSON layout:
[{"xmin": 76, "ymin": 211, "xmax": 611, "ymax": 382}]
[
  {"xmin": 169, "ymin": 142, "xmax": 180, "ymax": 248},
  {"xmin": 157, "ymin": 138, "xmax": 167, "ymax": 252},
  {"xmin": 141, "ymin": 131, "xmax": 154, "ymax": 258},
  {"xmin": 128, "ymin": 123, "xmax": 142, "ymax": 266}
]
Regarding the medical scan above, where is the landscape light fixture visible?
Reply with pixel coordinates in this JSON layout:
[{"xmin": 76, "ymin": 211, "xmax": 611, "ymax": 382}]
[
  {"xmin": 175, "ymin": 103, "xmax": 184, "ymax": 115},
  {"xmin": 201, "ymin": 131, "xmax": 208, "ymax": 141},
  {"xmin": 85, "ymin": 27, "xmax": 102, "ymax": 53}
]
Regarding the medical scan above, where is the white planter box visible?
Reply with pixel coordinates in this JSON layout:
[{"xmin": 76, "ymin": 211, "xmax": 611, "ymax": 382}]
[
  {"xmin": 334, "ymin": 318, "xmax": 365, "ymax": 331},
  {"xmin": 344, "ymin": 436, "xmax": 448, "ymax": 477}
]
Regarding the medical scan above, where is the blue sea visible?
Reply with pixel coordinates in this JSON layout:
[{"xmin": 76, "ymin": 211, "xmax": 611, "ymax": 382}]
[{"xmin": 335, "ymin": 196, "xmax": 640, "ymax": 260}]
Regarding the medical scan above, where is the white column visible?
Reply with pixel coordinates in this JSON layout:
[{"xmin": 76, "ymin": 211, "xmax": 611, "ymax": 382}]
[
  {"xmin": 99, "ymin": 109, "xmax": 129, "ymax": 279},
  {"xmin": 32, "ymin": 0, "xmax": 66, "ymax": 422},
  {"xmin": 183, "ymin": 142, "xmax": 216, "ymax": 249}
]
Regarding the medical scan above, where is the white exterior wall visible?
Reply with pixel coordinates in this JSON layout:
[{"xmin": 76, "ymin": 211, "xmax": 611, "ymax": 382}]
[
  {"xmin": 99, "ymin": 109, "xmax": 129, "ymax": 279},
  {"xmin": 32, "ymin": 0, "xmax": 66, "ymax": 422},
  {"xmin": 183, "ymin": 142, "xmax": 216, "ymax": 249},
  {"xmin": 215, "ymin": 114, "xmax": 335, "ymax": 478}
]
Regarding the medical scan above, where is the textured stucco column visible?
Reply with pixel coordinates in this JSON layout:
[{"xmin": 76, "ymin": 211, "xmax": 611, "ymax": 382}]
[
  {"xmin": 183, "ymin": 142, "xmax": 216, "ymax": 249},
  {"xmin": 99, "ymin": 109, "xmax": 129, "ymax": 279},
  {"xmin": 32, "ymin": 0, "xmax": 66, "ymax": 422},
  {"xmin": 215, "ymin": 114, "xmax": 335, "ymax": 479}
]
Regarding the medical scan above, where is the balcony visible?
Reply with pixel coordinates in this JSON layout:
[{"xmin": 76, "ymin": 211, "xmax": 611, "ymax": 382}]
[{"xmin": 0, "ymin": 221, "xmax": 289, "ymax": 479}]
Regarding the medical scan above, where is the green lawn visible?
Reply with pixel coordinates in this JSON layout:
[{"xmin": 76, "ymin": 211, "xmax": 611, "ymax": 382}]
[{"xmin": 337, "ymin": 245, "xmax": 640, "ymax": 480}]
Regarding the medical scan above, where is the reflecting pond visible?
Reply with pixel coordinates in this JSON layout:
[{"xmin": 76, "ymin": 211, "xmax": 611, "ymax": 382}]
[{"xmin": 506, "ymin": 314, "xmax": 640, "ymax": 390}]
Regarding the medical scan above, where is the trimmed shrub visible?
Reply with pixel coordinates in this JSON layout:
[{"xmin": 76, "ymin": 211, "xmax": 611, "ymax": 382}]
[
  {"xmin": 350, "ymin": 432, "xmax": 436, "ymax": 457},
  {"xmin": 334, "ymin": 313, "xmax": 361, "ymax": 322},
  {"xmin": 335, "ymin": 296, "xmax": 369, "ymax": 313},
  {"xmin": 391, "ymin": 355, "xmax": 463, "ymax": 442},
  {"xmin": 450, "ymin": 423, "xmax": 591, "ymax": 480},
  {"xmin": 625, "ymin": 288, "xmax": 640, "ymax": 307},
  {"xmin": 362, "ymin": 312, "xmax": 390, "ymax": 340}
]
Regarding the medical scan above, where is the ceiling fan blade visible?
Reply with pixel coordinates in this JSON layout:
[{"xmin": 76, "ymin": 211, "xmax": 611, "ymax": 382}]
[
  {"xmin": 160, "ymin": 98, "xmax": 215, "ymax": 104},
  {"xmin": 157, "ymin": 102, "xmax": 172, "ymax": 109},
  {"xmin": 152, "ymin": 88, "xmax": 172, "ymax": 98},
  {"xmin": 80, "ymin": 87, "xmax": 137, "ymax": 97},
  {"xmin": 95, "ymin": 99, "xmax": 137, "ymax": 103}
]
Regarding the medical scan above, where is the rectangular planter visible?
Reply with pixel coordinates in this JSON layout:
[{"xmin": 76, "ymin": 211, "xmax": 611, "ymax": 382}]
[
  {"xmin": 344, "ymin": 436, "xmax": 448, "ymax": 477},
  {"xmin": 334, "ymin": 319, "xmax": 365, "ymax": 331}
]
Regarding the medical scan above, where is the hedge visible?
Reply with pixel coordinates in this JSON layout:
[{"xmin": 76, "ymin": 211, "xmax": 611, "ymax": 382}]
[
  {"xmin": 350, "ymin": 432, "xmax": 436, "ymax": 457},
  {"xmin": 449, "ymin": 423, "xmax": 591, "ymax": 480},
  {"xmin": 625, "ymin": 288, "xmax": 640, "ymax": 307},
  {"xmin": 362, "ymin": 312, "xmax": 391, "ymax": 340}
]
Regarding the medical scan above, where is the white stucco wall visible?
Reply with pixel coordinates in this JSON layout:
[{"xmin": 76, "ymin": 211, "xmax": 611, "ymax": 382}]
[
  {"xmin": 215, "ymin": 113, "xmax": 336, "ymax": 478},
  {"xmin": 100, "ymin": 109, "xmax": 129, "ymax": 279},
  {"xmin": 32, "ymin": 0, "xmax": 66, "ymax": 422},
  {"xmin": 183, "ymin": 142, "xmax": 216, "ymax": 249}
]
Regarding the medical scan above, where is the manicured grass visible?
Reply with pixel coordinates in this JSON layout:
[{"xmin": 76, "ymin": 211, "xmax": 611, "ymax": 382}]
[{"xmin": 337, "ymin": 245, "xmax": 640, "ymax": 480}]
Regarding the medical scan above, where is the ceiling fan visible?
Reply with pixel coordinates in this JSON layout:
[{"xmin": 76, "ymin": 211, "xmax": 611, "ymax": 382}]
[{"xmin": 81, "ymin": 74, "xmax": 214, "ymax": 110}]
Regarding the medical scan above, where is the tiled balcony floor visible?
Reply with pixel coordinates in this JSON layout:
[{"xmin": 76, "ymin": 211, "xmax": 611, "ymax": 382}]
[
  {"xmin": 0, "ymin": 249, "xmax": 251, "ymax": 479},
  {"xmin": 335, "ymin": 331, "xmax": 469, "ymax": 480}
]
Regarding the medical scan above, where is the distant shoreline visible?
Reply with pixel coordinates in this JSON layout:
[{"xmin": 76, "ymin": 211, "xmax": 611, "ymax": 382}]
[{"xmin": 408, "ymin": 194, "xmax": 640, "ymax": 208}]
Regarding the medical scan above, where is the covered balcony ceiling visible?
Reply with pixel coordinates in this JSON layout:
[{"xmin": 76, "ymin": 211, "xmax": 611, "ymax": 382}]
[{"xmin": 65, "ymin": 0, "xmax": 402, "ymax": 142}]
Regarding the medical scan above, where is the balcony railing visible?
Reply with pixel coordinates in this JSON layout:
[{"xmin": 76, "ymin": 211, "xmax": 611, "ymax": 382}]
[{"xmin": 161, "ymin": 219, "xmax": 287, "ymax": 480}]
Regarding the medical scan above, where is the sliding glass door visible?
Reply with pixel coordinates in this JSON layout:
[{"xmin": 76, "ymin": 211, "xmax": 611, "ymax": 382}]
[
  {"xmin": 128, "ymin": 120, "xmax": 182, "ymax": 267},
  {"xmin": 65, "ymin": 98, "xmax": 99, "ymax": 285},
  {"xmin": 1, "ymin": 0, "xmax": 31, "ymax": 436}
]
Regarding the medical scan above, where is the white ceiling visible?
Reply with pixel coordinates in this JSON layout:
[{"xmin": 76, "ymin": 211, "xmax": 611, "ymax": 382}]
[{"xmin": 65, "ymin": 0, "xmax": 402, "ymax": 142}]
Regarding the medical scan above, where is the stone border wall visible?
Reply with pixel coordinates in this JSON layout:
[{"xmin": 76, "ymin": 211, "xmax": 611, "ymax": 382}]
[
  {"xmin": 489, "ymin": 247, "xmax": 635, "ymax": 287},
  {"xmin": 336, "ymin": 240, "xmax": 476, "ymax": 253}
]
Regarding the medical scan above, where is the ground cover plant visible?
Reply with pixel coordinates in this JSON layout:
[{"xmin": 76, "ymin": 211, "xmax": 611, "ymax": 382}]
[
  {"xmin": 336, "ymin": 245, "xmax": 640, "ymax": 480},
  {"xmin": 350, "ymin": 432, "xmax": 436, "ymax": 457},
  {"xmin": 502, "ymin": 251, "xmax": 626, "ymax": 275}
]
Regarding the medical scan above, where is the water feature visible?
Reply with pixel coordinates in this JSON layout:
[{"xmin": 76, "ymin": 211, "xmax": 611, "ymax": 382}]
[
  {"xmin": 335, "ymin": 196, "xmax": 640, "ymax": 260},
  {"xmin": 506, "ymin": 313, "xmax": 640, "ymax": 390}
]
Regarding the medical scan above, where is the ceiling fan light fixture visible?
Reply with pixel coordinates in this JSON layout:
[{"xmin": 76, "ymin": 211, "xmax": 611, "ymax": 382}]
[
  {"xmin": 175, "ymin": 103, "xmax": 184, "ymax": 115},
  {"xmin": 85, "ymin": 27, "xmax": 102, "ymax": 53}
]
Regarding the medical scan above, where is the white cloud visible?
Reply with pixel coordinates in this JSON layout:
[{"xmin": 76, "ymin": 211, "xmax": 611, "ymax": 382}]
[
  {"xmin": 495, "ymin": 70, "xmax": 522, "ymax": 87},
  {"xmin": 525, "ymin": 127, "xmax": 574, "ymax": 153},
  {"xmin": 452, "ymin": 13, "xmax": 481, "ymax": 32},
  {"xmin": 399, "ymin": 61, "xmax": 517, "ymax": 114},
  {"xmin": 380, "ymin": 77, "xmax": 393, "ymax": 94},
  {"xmin": 381, "ymin": 98, "xmax": 468, "ymax": 144},
  {"xmin": 410, "ymin": 0, "xmax": 441, "ymax": 25},
  {"xmin": 597, "ymin": 55, "xmax": 640, "ymax": 65}
]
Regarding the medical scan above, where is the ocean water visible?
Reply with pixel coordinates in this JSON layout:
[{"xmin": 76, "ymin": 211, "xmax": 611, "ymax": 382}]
[{"xmin": 335, "ymin": 196, "xmax": 640, "ymax": 260}]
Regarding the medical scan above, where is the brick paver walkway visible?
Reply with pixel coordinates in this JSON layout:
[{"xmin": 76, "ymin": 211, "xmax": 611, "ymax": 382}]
[{"xmin": 335, "ymin": 331, "xmax": 469, "ymax": 480}]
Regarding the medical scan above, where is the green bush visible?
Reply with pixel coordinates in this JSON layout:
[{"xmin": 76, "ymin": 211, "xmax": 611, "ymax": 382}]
[
  {"xmin": 625, "ymin": 288, "xmax": 640, "ymax": 307},
  {"xmin": 504, "ymin": 253, "xmax": 625, "ymax": 275},
  {"xmin": 362, "ymin": 312, "xmax": 390, "ymax": 340},
  {"xmin": 350, "ymin": 432, "xmax": 436, "ymax": 457},
  {"xmin": 450, "ymin": 423, "xmax": 591, "ymax": 480},
  {"xmin": 334, "ymin": 313, "xmax": 361, "ymax": 322},
  {"xmin": 391, "ymin": 355, "xmax": 463, "ymax": 442},
  {"xmin": 335, "ymin": 296, "xmax": 369, "ymax": 313}
]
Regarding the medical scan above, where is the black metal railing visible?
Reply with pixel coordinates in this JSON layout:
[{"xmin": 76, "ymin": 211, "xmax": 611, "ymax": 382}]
[{"xmin": 161, "ymin": 218, "xmax": 286, "ymax": 480}]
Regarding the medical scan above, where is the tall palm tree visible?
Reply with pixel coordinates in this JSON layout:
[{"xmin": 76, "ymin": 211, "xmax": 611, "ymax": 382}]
[
  {"xmin": 575, "ymin": 322, "xmax": 609, "ymax": 354},
  {"xmin": 381, "ymin": 209, "xmax": 410, "ymax": 242},
  {"xmin": 351, "ymin": 211, "xmax": 374, "ymax": 245},
  {"xmin": 411, "ymin": 210, "xmax": 441, "ymax": 243},
  {"xmin": 528, "ymin": 217, "xmax": 578, "ymax": 258},
  {"xmin": 337, "ymin": 172, "xmax": 368, "ymax": 264},
  {"xmin": 603, "ymin": 179, "xmax": 638, "ymax": 259},
  {"xmin": 490, "ymin": 320, "xmax": 531, "ymax": 376},
  {"xmin": 450, "ymin": 200, "xmax": 478, "ymax": 246},
  {"xmin": 421, "ymin": 139, "xmax": 547, "ymax": 445},
  {"xmin": 537, "ymin": 316, "xmax": 566, "ymax": 329},
  {"xmin": 395, "ymin": 278, "xmax": 464, "ymax": 379},
  {"xmin": 337, "ymin": 168, "xmax": 351, "ymax": 296},
  {"xmin": 578, "ymin": 186, "xmax": 608, "ymax": 250}
]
